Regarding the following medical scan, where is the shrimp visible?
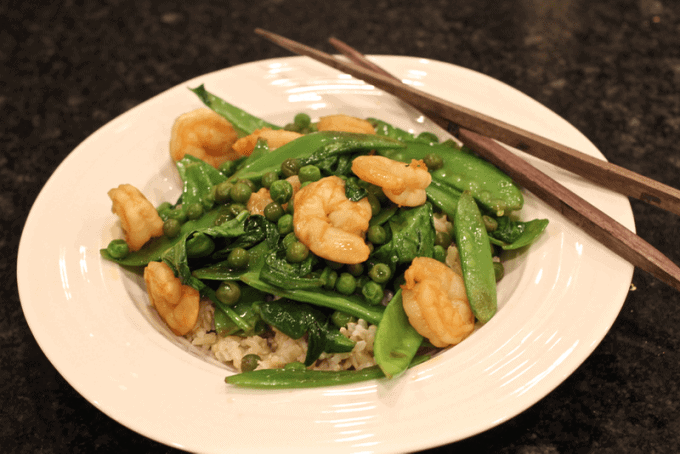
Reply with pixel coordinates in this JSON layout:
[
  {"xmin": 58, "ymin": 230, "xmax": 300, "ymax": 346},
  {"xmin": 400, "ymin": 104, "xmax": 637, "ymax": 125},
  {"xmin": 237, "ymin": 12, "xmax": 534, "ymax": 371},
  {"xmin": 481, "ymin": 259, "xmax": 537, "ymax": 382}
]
[
  {"xmin": 246, "ymin": 175, "xmax": 300, "ymax": 215},
  {"xmin": 144, "ymin": 261, "xmax": 200, "ymax": 336},
  {"xmin": 293, "ymin": 176, "xmax": 372, "ymax": 264},
  {"xmin": 108, "ymin": 184, "xmax": 164, "ymax": 251},
  {"xmin": 317, "ymin": 114, "xmax": 375, "ymax": 134},
  {"xmin": 401, "ymin": 257, "xmax": 474, "ymax": 348},
  {"xmin": 232, "ymin": 128, "xmax": 303, "ymax": 157},
  {"xmin": 352, "ymin": 155, "xmax": 431, "ymax": 207},
  {"xmin": 169, "ymin": 108, "xmax": 240, "ymax": 168}
]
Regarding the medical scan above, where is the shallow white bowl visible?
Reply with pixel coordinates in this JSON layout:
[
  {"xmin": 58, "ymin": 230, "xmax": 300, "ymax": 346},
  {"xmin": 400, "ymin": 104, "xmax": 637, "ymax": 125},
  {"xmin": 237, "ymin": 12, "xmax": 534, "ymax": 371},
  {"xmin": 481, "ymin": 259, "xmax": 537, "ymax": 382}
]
[{"xmin": 18, "ymin": 56, "xmax": 634, "ymax": 453}]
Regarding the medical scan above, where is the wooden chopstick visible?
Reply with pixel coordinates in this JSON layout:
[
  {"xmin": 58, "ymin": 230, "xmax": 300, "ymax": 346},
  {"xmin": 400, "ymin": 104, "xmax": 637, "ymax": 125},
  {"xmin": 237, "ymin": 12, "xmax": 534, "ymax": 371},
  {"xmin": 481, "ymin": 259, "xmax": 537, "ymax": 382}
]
[
  {"xmin": 256, "ymin": 28, "xmax": 680, "ymax": 217},
  {"xmin": 254, "ymin": 28, "xmax": 680, "ymax": 291}
]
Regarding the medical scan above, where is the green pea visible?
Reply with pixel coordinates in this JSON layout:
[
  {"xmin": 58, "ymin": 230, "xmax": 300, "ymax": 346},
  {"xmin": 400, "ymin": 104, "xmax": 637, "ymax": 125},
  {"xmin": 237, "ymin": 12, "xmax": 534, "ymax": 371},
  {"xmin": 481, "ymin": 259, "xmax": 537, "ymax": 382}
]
[
  {"xmin": 331, "ymin": 311, "xmax": 356, "ymax": 328},
  {"xmin": 216, "ymin": 280, "xmax": 241, "ymax": 305},
  {"xmin": 362, "ymin": 281, "xmax": 384, "ymax": 305},
  {"xmin": 335, "ymin": 272, "xmax": 357, "ymax": 295},
  {"xmin": 238, "ymin": 179, "xmax": 257, "ymax": 192},
  {"xmin": 284, "ymin": 361, "xmax": 306, "ymax": 371},
  {"xmin": 346, "ymin": 262, "xmax": 364, "ymax": 277},
  {"xmin": 367, "ymin": 184, "xmax": 387, "ymax": 203},
  {"xmin": 185, "ymin": 202, "xmax": 204, "ymax": 220},
  {"xmin": 281, "ymin": 158, "xmax": 301, "ymax": 177},
  {"xmin": 218, "ymin": 160, "xmax": 238, "ymax": 177},
  {"xmin": 166, "ymin": 207, "xmax": 188, "ymax": 224},
  {"xmin": 106, "ymin": 239, "xmax": 129, "ymax": 259},
  {"xmin": 367, "ymin": 225, "xmax": 387, "ymax": 245},
  {"xmin": 294, "ymin": 112, "xmax": 311, "ymax": 129},
  {"xmin": 367, "ymin": 192, "xmax": 381, "ymax": 216},
  {"xmin": 186, "ymin": 233, "xmax": 215, "ymax": 258},
  {"xmin": 418, "ymin": 131, "xmax": 440, "ymax": 143},
  {"xmin": 433, "ymin": 244, "xmax": 447, "ymax": 262},
  {"xmin": 214, "ymin": 181, "xmax": 233, "ymax": 204},
  {"xmin": 156, "ymin": 202, "xmax": 172, "ymax": 218},
  {"xmin": 230, "ymin": 182, "xmax": 252, "ymax": 204},
  {"xmin": 435, "ymin": 231, "xmax": 453, "ymax": 248},
  {"xmin": 277, "ymin": 213, "xmax": 294, "ymax": 235},
  {"xmin": 284, "ymin": 122, "xmax": 301, "ymax": 132},
  {"xmin": 228, "ymin": 203, "xmax": 247, "ymax": 217},
  {"xmin": 322, "ymin": 269, "xmax": 338, "ymax": 290},
  {"xmin": 264, "ymin": 202, "xmax": 285, "ymax": 222},
  {"xmin": 286, "ymin": 241, "xmax": 309, "ymax": 263},
  {"xmin": 227, "ymin": 247, "xmax": 250, "ymax": 269},
  {"xmin": 163, "ymin": 218, "xmax": 181, "ymax": 238},
  {"xmin": 356, "ymin": 275, "xmax": 370, "ymax": 290},
  {"xmin": 261, "ymin": 171, "xmax": 279, "ymax": 189},
  {"xmin": 298, "ymin": 165, "xmax": 321, "ymax": 183},
  {"xmin": 241, "ymin": 354, "xmax": 261, "ymax": 373},
  {"xmin": 282, "ymin": 232, "xmax": 297, "ymax": 249},
  {"xmin": 493, "ymin": 261, "xmax": 505, "ymax": 281},
  {"xmin": 368, "ymin": 263, "xmax": 391, "ymax": 284},
  {"xmin": 269, "ymin": 179, "xmax": 294, "ymax": 205},
  {"xmin": 424, "ymin": 152, "xmax": 444, "ymax": 171}
]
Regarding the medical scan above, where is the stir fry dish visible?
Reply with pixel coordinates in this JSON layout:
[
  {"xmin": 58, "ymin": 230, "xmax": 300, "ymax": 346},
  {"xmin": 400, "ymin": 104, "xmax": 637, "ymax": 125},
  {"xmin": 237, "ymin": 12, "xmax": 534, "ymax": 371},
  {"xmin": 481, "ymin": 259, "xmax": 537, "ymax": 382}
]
[{"xmin": 101, "ymin": 85, "xmax": 548, "ymax": 389}]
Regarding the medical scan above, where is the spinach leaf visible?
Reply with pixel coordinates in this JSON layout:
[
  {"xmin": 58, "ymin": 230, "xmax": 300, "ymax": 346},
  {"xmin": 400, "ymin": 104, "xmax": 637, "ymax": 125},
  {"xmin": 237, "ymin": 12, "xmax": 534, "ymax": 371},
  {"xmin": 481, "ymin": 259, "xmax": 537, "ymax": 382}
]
[
  {"xmin": 344, "ymin": 177, "xmax": 368, "ymax": 202},
  {"xmin": 259, "ymin": 299, "xmax": 353, "ymax": 366},
  {"xmin": 488, "ymin": 216, "xmax": 549, "ymax": 250},
  {"xmin": 211, "ymin": 215, "xmax": 279, "ymax": 260},
  {"xmin": 259, "ymin": 248, "xmax": 324, "ymax": 290},
  {"xmin": 372, "ymin": 203, "xmax": 436, "ymax": 268}
]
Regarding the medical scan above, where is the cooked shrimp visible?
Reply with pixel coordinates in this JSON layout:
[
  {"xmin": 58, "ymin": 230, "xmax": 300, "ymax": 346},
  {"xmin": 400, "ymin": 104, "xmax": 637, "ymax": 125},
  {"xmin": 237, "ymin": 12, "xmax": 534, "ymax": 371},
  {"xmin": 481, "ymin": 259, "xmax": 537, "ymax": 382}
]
[
  {"xmin": 170, "ymin": 108, "xmax": 240, "ymax": 168},
  {"xmin": 317, "ymin": 114, "xmax": 375, "ymax": 134},
  {"xmin": 352, "ymin": 156, "xmax": 431, "ymax": 207},
  {"xmin": 144, "ymin": 261, "xmax": 200, "ymax": 336},
  {"xmin": 293, "ymin": 176, "xmax": 372, "ymax": 264},
  {"xmin": 108, "ymin": 184, "xmax": 164, "ymax": 251},
  {"xmin": 246, "ymin": 175, "xmax": 300, "ymax": 215},
  {"xmin": 232, "ymin": 128, "xmax": 303, "ymax": 157},
  {"xmin": 401, "ymin": 257, "xmax": 474, "ymax": 347}
]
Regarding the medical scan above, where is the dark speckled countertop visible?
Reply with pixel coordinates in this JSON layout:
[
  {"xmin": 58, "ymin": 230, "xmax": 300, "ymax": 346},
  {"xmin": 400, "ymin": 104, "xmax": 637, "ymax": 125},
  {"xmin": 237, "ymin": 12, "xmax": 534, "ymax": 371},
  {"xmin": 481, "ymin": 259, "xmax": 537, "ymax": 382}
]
[{"xmin": 3, "ymin": 1, "xmax": 680, "ymax": 452}]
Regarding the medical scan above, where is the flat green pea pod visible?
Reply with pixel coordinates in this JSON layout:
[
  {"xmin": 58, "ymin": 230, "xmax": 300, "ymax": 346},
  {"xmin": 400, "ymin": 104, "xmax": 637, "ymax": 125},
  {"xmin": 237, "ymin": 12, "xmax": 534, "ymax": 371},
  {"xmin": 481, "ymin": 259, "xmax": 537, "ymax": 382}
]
[
  {"xmin": 454, "ymin": 191, "xmax": 497, "ymax": 323},
  {"xmin": 225, "ymin": 355, "xmax": 430, "ymax": 389},
  {"xmin": 190, "ymin": 85, "xmax": 280, "ymax": 137},
  {"xmin": 373, "ymin": 289, "xmax": 423, "ymax": 379},
  {"xmin": 230, "ymin": 131, "xmax": 405, "ymax": 185},
  {"xmin": 379, "ymin": 141, "xmax": 523, "ymax": 215},
  {"xmin": 175, "ymin": 155, "xmax": 227, "ymax": 209}
]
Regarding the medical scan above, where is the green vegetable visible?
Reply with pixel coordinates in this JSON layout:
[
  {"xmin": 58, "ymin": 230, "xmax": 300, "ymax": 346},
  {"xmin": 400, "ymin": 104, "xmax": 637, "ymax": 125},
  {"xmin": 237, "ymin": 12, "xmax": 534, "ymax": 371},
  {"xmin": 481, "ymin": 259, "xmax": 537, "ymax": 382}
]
[
  {"xmin": 488, "ymin": 216, "xmax": 549, "ymax": 250},
  {"xmin": 372, "ymin": 203, "xmax": 436, "ymax": 269},
  {"xmin": 106, "ymin": 239, "xmax": 129, "ymax": 259},
  {"xmin": 379, "ymin": 140, "xmax": 523, "ymax": 214},
  {"xmin": 454, "ymin": 192, "xmax": 497, "ymax": 323},
  {"xmin": 368, "ymin": 263, "xmax": 391, "ymax": 284},
  {"xmin": 286, "ymin": 241, "xmax": 309, "ymax": 263},
  {"xmin": 186, "ymin": 233, "xmax": 215, "ymax": 258},
  {"xmin": 269, "ymin": 179, "xmax": 293, "ymax": 205},
  {"xmin": 175, "ymin": 155, "xmax": 227, "ymax": 209},
  {"xmin": 373, "ymin": 290, "xmax": 423, "ymax": 378},
  {"xmin": 229, "ymin": 182, "xmax": 252, "ymax": 204},
  {"xmin": 190, "ymin": 84, "xmax": 280, "ymax": 137},
  {"xmin": 263, "ymin": 202, "xmax": 285, "ymax": 222},
  {"xmin": 215, "ymin": 280, "xmax": 241, "ymax": 306},
  {"xmin": 298, "ymin": 165, "xmax": 321, "ymax": 183},
  {"xmin": 229, "ymin": 131, "xmax": 404, "ymax": 185},
  {"xmin": 241, "ymin": 354, "xmax": 261, "ymax": 372},
  {"xmin": 335, "ymin": 272, "xmax": 357, "ymax": 295},
  {"xmin": 225, "ymin": 355, "xmax": 430, "ymax": 388}
]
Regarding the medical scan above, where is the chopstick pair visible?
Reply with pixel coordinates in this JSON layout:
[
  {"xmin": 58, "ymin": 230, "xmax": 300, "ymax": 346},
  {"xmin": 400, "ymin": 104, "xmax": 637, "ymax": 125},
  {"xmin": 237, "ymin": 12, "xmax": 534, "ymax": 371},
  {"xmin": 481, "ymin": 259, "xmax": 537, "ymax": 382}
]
[{"xmin": 254, "ymin": 28, "xmax": 680, "ymax": 292}]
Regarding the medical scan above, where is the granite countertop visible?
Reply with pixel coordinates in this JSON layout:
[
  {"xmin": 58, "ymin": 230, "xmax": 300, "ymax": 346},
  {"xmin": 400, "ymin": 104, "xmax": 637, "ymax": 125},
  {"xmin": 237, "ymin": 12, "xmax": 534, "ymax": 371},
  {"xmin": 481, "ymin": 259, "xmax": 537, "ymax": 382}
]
[{"xmin": 3, "ymin": 1, "xmax": 680, "ymax": 452}]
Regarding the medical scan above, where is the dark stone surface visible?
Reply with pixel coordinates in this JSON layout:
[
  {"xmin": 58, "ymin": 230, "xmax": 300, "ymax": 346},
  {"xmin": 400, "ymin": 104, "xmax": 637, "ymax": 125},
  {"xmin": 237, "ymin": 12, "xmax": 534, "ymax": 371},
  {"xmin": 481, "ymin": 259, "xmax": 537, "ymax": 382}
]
[{"xmin": 3, "ymin": 0, "xmax": 679, "ymax": 452}]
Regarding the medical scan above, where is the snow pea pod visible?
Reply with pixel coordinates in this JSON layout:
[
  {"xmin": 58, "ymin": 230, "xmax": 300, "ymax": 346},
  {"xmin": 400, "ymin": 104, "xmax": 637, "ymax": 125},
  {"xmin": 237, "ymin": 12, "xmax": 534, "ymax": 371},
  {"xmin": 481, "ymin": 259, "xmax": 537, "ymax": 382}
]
[
  {"xmin": 225, "ymin": 355, "xmax": 430, "ymax": 389},
  {"xmin": 454, "ymin": 192, "xmax": 497, "ymax": 323},
  {"xmin": 230, "ymin": 131, "xmax": 405, "ymax": 185},
  {"xmin": 373, "ymin": 290, "xmax": 423, "ymax": 379},
  {"xmin": 100, "ymin": 206, "xmax": 228, "ymax": 267},
  {"xmin": 378, "ymin": 141, "xmax": 523, "ymax": 215},
  {"xmin": 190, "ymin": 84, "xmax": 280, "ymax": 137}
]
